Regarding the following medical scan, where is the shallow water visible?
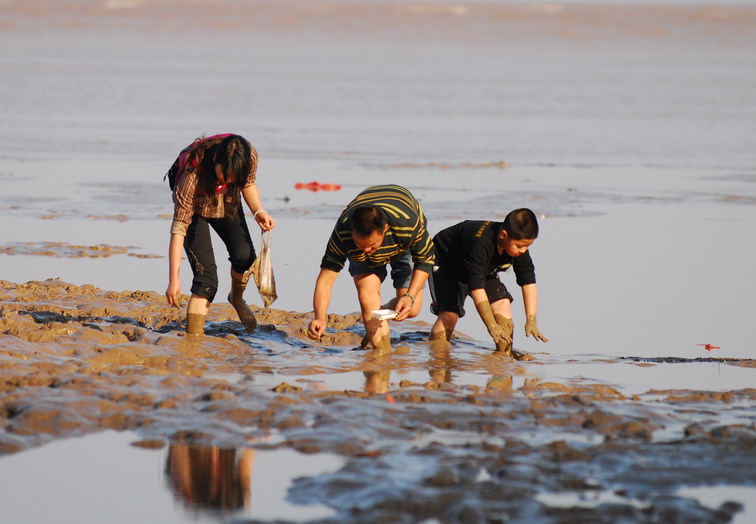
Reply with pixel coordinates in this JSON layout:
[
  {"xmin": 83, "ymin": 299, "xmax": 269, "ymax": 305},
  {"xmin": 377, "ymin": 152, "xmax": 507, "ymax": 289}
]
[
  {"xmin": 0, "ymin": 430, "xmax": 342, "ymax": 523},
  {"xmin": 3, "ymin": 428, "xmax": 753, "ymax": 524}
]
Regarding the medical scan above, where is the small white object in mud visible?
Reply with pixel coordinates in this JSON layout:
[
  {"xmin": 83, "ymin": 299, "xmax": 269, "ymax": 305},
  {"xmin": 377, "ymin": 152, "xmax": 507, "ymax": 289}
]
[{"xmin": 370, "ymin": 309, "xmax": 397, "ymax": 320}]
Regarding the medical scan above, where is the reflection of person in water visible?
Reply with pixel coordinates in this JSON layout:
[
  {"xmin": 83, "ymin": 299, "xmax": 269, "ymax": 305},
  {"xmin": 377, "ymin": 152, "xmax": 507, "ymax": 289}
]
[
  {"xmin": 428, "ymin": 339, "xmax": 454, "ymax": 385},
  {"xmin": 165, "ymin": 445, "xmax": 255, "ymax": 510},
  {"xmin": 364, "ymin": 369, "xmax": 391, "ymax": 394}
]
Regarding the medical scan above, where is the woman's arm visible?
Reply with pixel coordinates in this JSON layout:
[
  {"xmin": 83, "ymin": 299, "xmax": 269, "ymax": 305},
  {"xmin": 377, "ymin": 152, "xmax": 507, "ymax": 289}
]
[
  {"xmin": 241, "ymin": 183, "xmax": 275, "ymax": 231},
  {"xmin": 166, "ymin": 233, "xmax": 184, "ymax": 307}
]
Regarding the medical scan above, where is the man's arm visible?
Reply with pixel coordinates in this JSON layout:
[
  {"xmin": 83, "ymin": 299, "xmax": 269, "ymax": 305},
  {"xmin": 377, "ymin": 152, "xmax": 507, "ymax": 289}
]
[
  {"xmin": 406, "ymin": 210, "xmax": 436, "ymax": 275},
  {"xmin": 521, "ymin": 283, "xmax": 547, "ymax": 342},
  {"xmin": 307, "ymin": 268, "xmax": 339, "ymax": 339}
]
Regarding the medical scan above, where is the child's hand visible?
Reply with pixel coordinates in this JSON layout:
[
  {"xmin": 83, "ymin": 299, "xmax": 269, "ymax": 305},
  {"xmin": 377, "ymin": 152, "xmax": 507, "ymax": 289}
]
[
  {"xmin": 525, "ymin": 315, "xmax": 548, "ymax": 342},
  {"xmin": 487, "ymin": 323, "xmax": 513, "ymax": 346}
]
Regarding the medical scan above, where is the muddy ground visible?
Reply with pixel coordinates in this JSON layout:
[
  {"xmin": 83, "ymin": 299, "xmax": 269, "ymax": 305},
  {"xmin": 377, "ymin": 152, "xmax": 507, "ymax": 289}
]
[{"xmin": 1, "ymin": 279, "xmax": 754, "ymax": 523}]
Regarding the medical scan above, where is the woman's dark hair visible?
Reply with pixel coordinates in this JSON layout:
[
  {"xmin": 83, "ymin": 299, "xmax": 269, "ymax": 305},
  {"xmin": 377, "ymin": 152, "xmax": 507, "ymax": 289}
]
[
  {"xmin": 184, "ymin": 134, "xmax": 256, "ymax": 218},
  {"xmin": 213, "ymin": 135, "xmax": 252, "ymax": 185},
  {"xmin": 502, "ymin": 208, "xmax": 539, "ymax": 240},
  {"xmin": 350, "ymin": 206, "xmax": 387, "ymax": 238}
]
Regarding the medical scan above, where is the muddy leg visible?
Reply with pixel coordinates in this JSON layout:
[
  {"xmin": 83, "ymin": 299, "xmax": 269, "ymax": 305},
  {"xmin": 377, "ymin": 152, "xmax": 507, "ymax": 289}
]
[
  {"xmin": 375, "ymin": 332, "xmax": 391, "ymax": 351},
  {"xmin": 186, "ymin": 313, "xmax": 206, "ymax": 336},
  {"xmin": 229, "ymin": 269, "xmax": 257, "ymax": 333},
  {"xmin": 430, "ymin": 311, "xmax": 458, "ymax": 343},
  {"xmin": 354, "ymin": 273, "xmax": 389, "ymax": 350},
  {"xmin": 429, "ymin": 329, "xmax": 454, "ymax": 342}
]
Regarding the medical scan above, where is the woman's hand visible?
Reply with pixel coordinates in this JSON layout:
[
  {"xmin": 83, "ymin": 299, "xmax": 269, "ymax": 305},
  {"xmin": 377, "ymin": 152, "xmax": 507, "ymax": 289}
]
[
  {"xmin": 166, "ymin": 278, "xmax": 181, "ymax": 308},
  {"xmin": 255, "ymin": 210, "xmax": 275, "ymax": 232}
]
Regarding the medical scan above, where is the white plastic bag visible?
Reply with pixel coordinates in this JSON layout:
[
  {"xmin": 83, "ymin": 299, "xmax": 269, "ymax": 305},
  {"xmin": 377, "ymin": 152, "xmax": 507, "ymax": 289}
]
[{"xmin": 249, "ymin": 231, "xmax": 277, "ymax": 307}]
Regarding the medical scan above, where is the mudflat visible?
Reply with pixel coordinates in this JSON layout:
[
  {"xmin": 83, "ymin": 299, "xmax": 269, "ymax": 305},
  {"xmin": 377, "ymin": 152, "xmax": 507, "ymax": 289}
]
[{"xmin": 1, "ymin": 278, "xmax": 754, "ymax": 522}]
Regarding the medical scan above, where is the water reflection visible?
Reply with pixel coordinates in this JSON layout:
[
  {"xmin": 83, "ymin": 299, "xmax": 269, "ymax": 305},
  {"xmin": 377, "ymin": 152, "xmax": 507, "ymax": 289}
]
[
  {"xmin": 361, "ymin": 340, "xmax": 522, "ymax": 395},
  {"xmin": 429, "ymin": 339, "xmax": 454, "ymax": 385},
  {"xmin": 165, "ymin": 445, "xmax": 255, "ymax": 511},
  {"xmin": 364, "ymin": 369, "xmax": 391, "ymax": 394}
]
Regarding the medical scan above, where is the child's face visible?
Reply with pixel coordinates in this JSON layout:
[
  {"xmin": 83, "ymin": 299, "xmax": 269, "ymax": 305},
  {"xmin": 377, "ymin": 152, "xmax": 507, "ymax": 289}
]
[{"xmin": 498, "ymin": 232, "xmax": 535, "ymax": 257}]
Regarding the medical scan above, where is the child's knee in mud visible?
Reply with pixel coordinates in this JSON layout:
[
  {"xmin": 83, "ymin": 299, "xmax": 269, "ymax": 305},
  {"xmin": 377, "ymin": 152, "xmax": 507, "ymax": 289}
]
[{"xmin": 491, "ymin": 298, "xmax": 512, "ymax": 317}]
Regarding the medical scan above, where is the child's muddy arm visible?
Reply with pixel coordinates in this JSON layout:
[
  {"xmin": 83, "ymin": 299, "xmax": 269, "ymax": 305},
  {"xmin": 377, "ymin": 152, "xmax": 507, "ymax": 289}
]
[
  {"xmin": 522, "ymin": 284, "xmax": 548, "ymax": 342},
  {"xmin": 471, "ymin": 288, "xmax": 512, "ymax": 345}
]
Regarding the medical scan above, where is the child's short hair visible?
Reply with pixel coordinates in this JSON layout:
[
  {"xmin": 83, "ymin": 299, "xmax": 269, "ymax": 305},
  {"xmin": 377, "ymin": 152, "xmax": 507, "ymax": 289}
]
[
  {"xmin": 502, "ymin": 208, "xmax": 539, "ymax": 240},
  {"xmin": 351, "ymin": 206, "xmax": 387, "ymax": 238}
]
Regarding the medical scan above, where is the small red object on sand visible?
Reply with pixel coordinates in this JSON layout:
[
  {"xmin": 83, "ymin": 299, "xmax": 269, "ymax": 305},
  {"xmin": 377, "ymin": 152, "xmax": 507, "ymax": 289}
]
[
  {"xmin": 294, "ymin": 181, "xmax": 342, "ymax": 192},
  {"xmin": 386, "ymin": 395, "xmax": 396, "ymax": 404},
  {"xmin": 697, "ymin": 344, "xmax": 720, "ymax": 351}
]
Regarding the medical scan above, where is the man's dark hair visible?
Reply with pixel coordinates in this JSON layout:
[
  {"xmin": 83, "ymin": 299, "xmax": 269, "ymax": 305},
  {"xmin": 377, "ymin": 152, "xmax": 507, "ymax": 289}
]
[
  {"xmin": 351, "ymin": 206, "xmax": 387, "ymax": 238},
  {"xmin": 502, "ymin": 208, "xmax": 539, "ymax": 240}
]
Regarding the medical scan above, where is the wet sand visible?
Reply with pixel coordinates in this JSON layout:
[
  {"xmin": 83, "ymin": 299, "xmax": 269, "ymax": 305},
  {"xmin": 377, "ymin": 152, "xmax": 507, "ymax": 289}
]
[
  {"xmin": 1, "ymin": 278, "xmax": 755, "ymax": 522},
  {"xmin": 2, "ymin": 0, "xmax": 756, "ymax": 521}
]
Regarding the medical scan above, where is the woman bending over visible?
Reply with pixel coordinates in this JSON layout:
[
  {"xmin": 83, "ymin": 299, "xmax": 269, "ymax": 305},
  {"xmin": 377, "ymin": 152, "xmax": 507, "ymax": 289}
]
[{"xmin": 165, "ymin": 133, "xmax": 275, "ymax": 335}]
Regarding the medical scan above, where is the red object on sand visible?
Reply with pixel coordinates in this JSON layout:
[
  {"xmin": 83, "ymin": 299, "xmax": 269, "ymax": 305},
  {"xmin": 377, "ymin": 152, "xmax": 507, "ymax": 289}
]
[
  {"xmin": 294, "ymin": 181, "xmax": 342, "ymax": 192},
  {"xmin": 697, "ymin": 344, "xmax": 720, "ymax": 351},
  {"xmin": 386, "ymin": 395, "xmax": 396, "ymax": 404}
]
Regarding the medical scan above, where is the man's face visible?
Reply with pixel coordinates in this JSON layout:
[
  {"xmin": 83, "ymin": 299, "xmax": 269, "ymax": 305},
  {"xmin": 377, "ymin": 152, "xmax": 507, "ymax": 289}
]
[
  {"xmin": 499, "ymin": 231, "xmax": 535, "ymax": 257},
  {"xmin": 353, "ymin": 225, "xmax": 388, "ymax": 255}
]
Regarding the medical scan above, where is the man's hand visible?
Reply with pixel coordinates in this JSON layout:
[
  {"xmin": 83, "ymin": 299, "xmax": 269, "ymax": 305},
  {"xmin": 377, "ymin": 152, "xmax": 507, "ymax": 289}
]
[
  {"xmin": 308, "ymin": 318, "xmax": 327, "ymax": 340},
  {"xmin": 393, "ymin": 294, "xmax": 414, "ymax": 321},
  {"xmin": 525, "ymin": 315, "xmax": 548, "ymax": 342}
]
